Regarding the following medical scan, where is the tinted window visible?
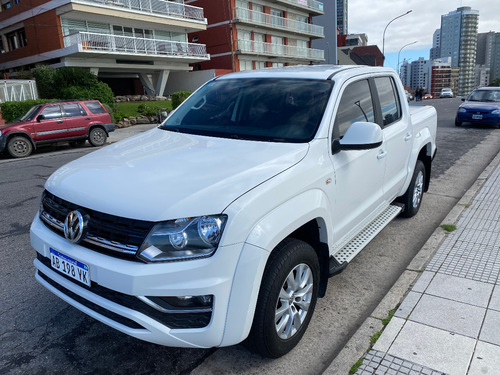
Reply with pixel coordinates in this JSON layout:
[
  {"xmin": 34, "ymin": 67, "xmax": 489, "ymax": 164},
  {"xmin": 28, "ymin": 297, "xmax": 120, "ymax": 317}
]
[
  {"xmin": 334, "ymin": 79, "xmax": 375, "ymax": 138},
  {"xmin": 63, "ymin": 103, "xmax": 86, "ymax": 117},
  {"xmin": 85, "ymin": 101, "xmax": 106, "ymax": 114},
  {"xmin": 18, "ymin": 105, "xmax": 42, "ymax": 122},
  {"xmin": 162, "ymin": 78, "xmax": 333, "ymax": 143},
  {"xmin": 374, "ymin": 77, "xmax": 401, "ymax": 126},
  {"xmin": 40, "ymin": 105, "xmax": 62, "ymax": 120}
]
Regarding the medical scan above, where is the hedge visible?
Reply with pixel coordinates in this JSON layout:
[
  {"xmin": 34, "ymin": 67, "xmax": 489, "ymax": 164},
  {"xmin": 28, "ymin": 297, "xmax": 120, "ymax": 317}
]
[
  {"xmin": 0, "ymin": 99, "xmax": 56, "ymax": 124},
  {"xmin": 171, "ymin": 91, "xmax": 192, "ymax": 110}
]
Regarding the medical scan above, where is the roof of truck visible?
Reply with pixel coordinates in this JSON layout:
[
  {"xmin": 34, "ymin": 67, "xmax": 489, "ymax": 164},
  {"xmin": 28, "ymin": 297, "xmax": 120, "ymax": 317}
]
[{"xmin": 215, "ymin": 65, "xmax": 397, "ymax": 81}]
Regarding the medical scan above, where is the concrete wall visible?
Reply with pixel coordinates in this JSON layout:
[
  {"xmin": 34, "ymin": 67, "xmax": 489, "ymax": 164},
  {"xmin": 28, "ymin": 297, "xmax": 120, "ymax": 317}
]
[{"xmin": 164, "ymin": 70, "xmax": 217, "ymax": 95}]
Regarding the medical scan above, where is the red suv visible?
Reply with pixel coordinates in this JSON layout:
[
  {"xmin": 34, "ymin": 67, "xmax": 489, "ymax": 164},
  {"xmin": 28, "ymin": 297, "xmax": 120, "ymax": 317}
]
[{"xmin": 0, "ymin": 100, "xmax": 115, "ymax": 158}]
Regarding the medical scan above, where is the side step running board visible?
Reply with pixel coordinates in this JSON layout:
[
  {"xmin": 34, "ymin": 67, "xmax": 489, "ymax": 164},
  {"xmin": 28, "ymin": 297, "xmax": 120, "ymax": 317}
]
[{"xmin": 329, "ymin": 204, "xmax": 403, "ymax": 275}]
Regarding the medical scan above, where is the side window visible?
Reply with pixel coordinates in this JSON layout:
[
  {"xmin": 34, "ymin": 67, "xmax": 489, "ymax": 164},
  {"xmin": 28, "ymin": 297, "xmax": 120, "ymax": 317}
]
[
  {"xmin": 374, "ymin": 77, "xmax": 401, "ymax": 126},
  {"xmin": 40, "ymin": 105, "xmax": 62, "ymax": 120},
  {"xmin": 334, "ymin": 79, "xmax": 375, "ymax": 138},
  {"xmin": 63, "ymin": 103, "xmax": 86, "ymax": 117},
  {"xmin": 85, "ymin": 101, "xmax": 106, "ymax": 114}
]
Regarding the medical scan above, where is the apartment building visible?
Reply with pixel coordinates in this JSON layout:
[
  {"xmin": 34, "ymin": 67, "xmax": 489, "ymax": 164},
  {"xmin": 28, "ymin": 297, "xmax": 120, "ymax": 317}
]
[
  {"xmin": 185, "ymin": 0, "xmax": 325, "ymax": 72},
  {"xmin": 0, "ymin": 0, "xmax": 209, "ymax": 95}
]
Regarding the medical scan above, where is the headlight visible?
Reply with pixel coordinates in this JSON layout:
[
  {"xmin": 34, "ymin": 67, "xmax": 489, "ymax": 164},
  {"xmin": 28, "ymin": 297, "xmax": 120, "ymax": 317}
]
[
  {"xmin": 492, "ymin": 109, "xmax": 500, "ymax": 115},
  {"xmin": 138, "ymin": 215, "xmax": 227, "ymax": 262},
  {"xmin": 458, "ymin": 108, "xmax": 467, "ymax": 113}
]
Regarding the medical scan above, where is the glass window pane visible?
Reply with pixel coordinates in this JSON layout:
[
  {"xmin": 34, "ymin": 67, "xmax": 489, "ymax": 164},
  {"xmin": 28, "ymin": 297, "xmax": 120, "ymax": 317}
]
[
  {"xmin": 334, "ymin": 79, "xmax": 375, "ymax": 138},
  {"xmin": 63, "ymin": 103, "xmax": 86, "ymax": 117},
  {"xmin": 374, "ymin": 77, "xmax": 401, "ymax": 126},
  {"xmin": 40, "ymin": 105, "xmax": 62, "ymax": 120}
]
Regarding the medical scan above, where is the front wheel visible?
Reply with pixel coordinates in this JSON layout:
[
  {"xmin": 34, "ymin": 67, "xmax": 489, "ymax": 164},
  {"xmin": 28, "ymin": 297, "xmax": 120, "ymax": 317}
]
[
  {"xmin": 246, "ymin": 238, "xmax": 319, "ymax": 358},
  {"xmin": 399, "ymin": 160, "xmax": 426, "ymax": 218},
  {"xmin": 455, "ymin": 118, "xmax": 462, "ymax": 126},
  {"xmin": 88, "ymin": 127, "xmax": 107, "ymax": 147},
  {"xmin": 7, "ymin": 136, "xmax": 33, "ymax": 158}
]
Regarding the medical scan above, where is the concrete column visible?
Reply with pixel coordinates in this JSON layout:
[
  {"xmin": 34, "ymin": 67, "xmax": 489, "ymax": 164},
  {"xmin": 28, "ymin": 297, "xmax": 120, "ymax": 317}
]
[
  {"xmin": 153, "ymin": 70, "xmax": 170, "ymax": 97},
  {"xmin": 139, "ymin": 73, "xmax": 155, "ymax": 95}
]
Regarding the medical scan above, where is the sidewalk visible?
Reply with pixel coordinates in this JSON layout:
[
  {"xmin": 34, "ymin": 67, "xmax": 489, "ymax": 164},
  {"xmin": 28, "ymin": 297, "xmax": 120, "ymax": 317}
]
[{"xmin": 350, "ymin": 155, "xmax": 500, "ymax": 374}]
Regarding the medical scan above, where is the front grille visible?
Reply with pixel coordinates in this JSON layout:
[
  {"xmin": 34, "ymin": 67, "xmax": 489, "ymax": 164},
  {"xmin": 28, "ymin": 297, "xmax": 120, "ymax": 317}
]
[
  {"xmin": 40, "ymin": 190, "xmax": 155, "ymax": 259},
  {"xmin": 37, "ymin": 253, "xmax": 212, "ymax": 329}
]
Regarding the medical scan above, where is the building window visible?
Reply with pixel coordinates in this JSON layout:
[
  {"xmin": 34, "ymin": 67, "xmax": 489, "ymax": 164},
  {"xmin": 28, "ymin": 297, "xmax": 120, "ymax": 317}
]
[{"xmin": 6, "ymin": 28, "xmax": 27, "ymax": 51}]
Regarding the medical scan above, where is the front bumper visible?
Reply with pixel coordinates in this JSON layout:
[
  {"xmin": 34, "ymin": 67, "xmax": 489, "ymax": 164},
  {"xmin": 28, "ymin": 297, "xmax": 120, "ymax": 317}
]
[
  {"xmin": 0, "ymin": 135, "xmax": 6, "ymax": 152},
  {"xmin": 103, "ymin": 123, "xmax": 116, "ymax": 134},
  {"xmin": 31, "ymin": 214, "xmax": 265, "ymax": 348},
  {"xmin": 456, "ymin": 112, "xmax": 500, "ymax": 125}
]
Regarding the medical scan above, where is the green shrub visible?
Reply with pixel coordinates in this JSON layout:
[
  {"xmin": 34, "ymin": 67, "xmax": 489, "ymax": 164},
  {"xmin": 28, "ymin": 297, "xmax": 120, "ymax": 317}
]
[
  {"xmin": 171, "ymin": 91, "xmax": 191, "ymax": 110},
  {"xmin": 59, "ymin": 81, "xmax": 114, "ymax": 106},
  {"xmin": 137, "ymin": 103, "xmax": 156, "ymax": 116},
  {"xmin": 0, "ymin": 99, "xmax": 55, "ymax": 123},
  {"xmin": 32, "ymin": 66, "xmax": 57, "ymax": 99}
]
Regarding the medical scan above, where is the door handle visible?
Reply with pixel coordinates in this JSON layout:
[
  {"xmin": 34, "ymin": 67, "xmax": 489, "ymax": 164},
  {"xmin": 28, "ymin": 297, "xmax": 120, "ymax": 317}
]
[
  {"xmin": 85, "ymin": 118, "xmax": 91, "ymax": 120},
  {"xmin": 405, "ymin": 133, "xmax": 412, "ymax": 141},
  {"xmin": 377, "ymin": 150, "xmax": 387, "ymax": 160},
  {"xmin": 57, "ymin": 120, "xmax": 63, "ymax": 124}
]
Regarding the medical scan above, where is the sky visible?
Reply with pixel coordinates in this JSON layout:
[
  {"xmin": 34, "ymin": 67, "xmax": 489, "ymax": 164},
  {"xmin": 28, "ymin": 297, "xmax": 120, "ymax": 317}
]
[{"xmin": 347, "ymin": 0, "xmax": 500, "ymax": 72}]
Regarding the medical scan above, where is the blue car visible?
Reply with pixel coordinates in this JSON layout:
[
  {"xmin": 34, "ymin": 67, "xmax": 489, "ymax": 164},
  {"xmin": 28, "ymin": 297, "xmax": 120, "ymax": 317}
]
[{"xmin": 455, "ymin": 87, "xmax": 500, "ymax": 127}]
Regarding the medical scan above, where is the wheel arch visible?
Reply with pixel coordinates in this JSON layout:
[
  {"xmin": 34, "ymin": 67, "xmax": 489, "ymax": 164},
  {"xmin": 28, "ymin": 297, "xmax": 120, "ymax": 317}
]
[
  {"xmin": 88, "ymin": 123, "xmax": 108, "ymax": 135},
  {"xmin": 417, "ymin": 142, "xmax": 433, "ymax": 192},
  {"xmin": 6, "ymin": 132, "xmax": 36, "ymax": 149}
]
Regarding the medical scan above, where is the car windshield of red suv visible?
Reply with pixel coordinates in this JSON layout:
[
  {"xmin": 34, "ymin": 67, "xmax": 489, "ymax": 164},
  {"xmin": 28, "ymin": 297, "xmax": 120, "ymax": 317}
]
[{"xmin": 17, "ymin": 105, "xmax": 43, "ymax": 122}]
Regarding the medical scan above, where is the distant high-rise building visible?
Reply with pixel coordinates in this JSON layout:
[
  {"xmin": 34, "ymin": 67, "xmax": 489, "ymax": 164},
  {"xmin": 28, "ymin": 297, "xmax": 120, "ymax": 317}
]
[
  {"xmin": 430, "ymin": 29, "xmax": 441, "ymax": 60},
  {"xmin": 490, "ymin": 33, "xmax": 500, "ymax": 84},
  {"xmin": 337, "ymin": 0, "xmax": 348, "ymax": 35},
  {"xmin": 439, "ymin": 6, "xmax": 479, "ymax": 95}
]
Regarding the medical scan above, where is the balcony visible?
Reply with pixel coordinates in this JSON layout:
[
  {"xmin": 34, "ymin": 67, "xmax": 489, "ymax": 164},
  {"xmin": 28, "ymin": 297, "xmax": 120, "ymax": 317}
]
[
  {"xmin": 77, "ymin": 0, "xmax": 205, "ymax": 22},
  {"xmin": 233, "ymin": 7, "xmax": 324, "ymax": 38},
  {"xmin": 235, "ymin": 39, "xmax": 324, "ymax": 61},
  {"xmin": 271, "ymin": 0, "xmax": 324, "ymax": 15},
  {"xmin": 64, "ymin": 32, "xmax": 209, "ymax": 59}
]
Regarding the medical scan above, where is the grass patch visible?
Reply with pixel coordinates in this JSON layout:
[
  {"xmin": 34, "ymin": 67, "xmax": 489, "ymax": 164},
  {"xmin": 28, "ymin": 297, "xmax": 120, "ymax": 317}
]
[
  {"xmin": 440, "ymin": 224, "xmax": 457, "ymax": 233},
  {"xmin": 115, "ymin": 100, "xmax": 172, "ymax": 118},
  {"xmin": 349, "ymin": 357, "xmax": 364, "ymax": 375},
  {"xmin": 370, "ymin": 331, "xmax": 382, "ymax": 344},
  {"xmin": 381, "ymin": 309, "xmax": 395, "ymax": 326}
]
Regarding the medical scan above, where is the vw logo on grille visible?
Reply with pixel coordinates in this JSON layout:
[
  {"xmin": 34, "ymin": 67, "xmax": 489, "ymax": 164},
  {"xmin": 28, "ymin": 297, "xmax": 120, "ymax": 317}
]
[{"xmin": 64, "ymin": 210, "xmax": 88, "ymax": 243}]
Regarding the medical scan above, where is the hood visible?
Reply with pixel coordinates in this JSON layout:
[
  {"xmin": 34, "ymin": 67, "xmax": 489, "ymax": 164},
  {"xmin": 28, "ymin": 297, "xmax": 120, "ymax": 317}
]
[
  {"xmin": 46, "ymin": 128, "xmax": 309, "ymax": 221},
  {"xmin": 461, "ymin": 101, "xmax": 500, "ymax": 111}
]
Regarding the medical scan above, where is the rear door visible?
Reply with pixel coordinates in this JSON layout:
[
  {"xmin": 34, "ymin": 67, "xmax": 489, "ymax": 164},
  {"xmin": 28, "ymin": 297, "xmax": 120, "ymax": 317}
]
[
  {"xmin": 373, "ymin": 76, "xmax": 412, "ymax": 200},
  {"xmin": 61, "ymin": 103, "xmax": 90, "ymax": 137}
]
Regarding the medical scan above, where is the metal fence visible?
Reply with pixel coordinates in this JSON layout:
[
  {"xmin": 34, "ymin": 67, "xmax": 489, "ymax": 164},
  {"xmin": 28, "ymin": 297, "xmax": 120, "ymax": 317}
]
[
  {"xmin": 82, "ymin": 0, "xmax": 205, "ymax": 21},
  {"xmin": 235, "ymin": 39, "xmax": 324, "ymax": 60},
  {"xmin": 64, "ymin": 32, "xmax": 209, "ymax": 58},
  {"xmin": 0, "ymin": 80, "xmax": 39, "ymax": 103}
]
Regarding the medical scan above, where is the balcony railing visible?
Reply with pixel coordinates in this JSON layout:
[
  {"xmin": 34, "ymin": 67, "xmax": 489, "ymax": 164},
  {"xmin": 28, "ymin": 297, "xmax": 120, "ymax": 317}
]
[
  {"xmin": 234, "ymin": 7, "xmax": 324, "ymax": 37},
  {"xmin": 274, "ymin": 0, "xmax": 324, "ymax": 14},
  {"xmin": 79, "ymin": 0, "xmax": 205, "ymax": 22},
  {"xmin": 64, "ymin": 32, "xmax": 209, "ymax": 59},
  {"xmin": 235, "ymin": 39, "xmax": 324, "ymax": 60}
]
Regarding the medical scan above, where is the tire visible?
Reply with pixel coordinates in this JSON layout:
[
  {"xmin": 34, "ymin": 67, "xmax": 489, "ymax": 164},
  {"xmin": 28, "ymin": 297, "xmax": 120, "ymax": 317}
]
[
  {"xmin": 88, "ymin": 127, "xmax": 107, "ymax": 147},
  {"xmin": 69, "ymin": 139, "xmax": 86, "ymax": 147},
  {"xmin": 7, "ymin": 136, "xmax": 33, "ymax": 158},
  {"xmin": 399, "ymin": 160, "xmax": 426, "ymax": 218},
  {"xmin": 455, "ymin": 118, "xmax": 462, "ymax": 126},
  {"xmin": 246, "ymin": 238, "xmax": 319, "ymax": 358}
]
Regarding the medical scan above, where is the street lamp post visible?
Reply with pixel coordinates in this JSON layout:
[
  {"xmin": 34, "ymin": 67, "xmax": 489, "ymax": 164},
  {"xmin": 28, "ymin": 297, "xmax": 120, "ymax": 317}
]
[
  {"xmin": 382, "ymin": 10, "xmax": 412, "ymax": 58},
  {"xmin": 397, "ymin": 40, "xmax": 418, "ymax": 74}
]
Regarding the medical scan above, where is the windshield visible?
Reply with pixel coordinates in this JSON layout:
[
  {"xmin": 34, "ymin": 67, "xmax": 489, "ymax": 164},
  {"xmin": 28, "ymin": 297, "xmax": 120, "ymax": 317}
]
[
  {"xmin": 161, "ymin": 78, "xmax": 333, "ymax": 143},
  {"xmin": 468, "ymin": 90, "xmax": 500, "ymax": 102},
  {"xmin": 17, "ymin": 105, "xmax": 42, "ymax": 122}
]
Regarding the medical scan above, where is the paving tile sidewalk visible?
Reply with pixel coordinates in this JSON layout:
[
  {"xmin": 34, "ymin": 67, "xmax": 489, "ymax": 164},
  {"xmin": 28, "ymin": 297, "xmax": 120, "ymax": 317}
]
[{"xmin": 355, "ymin": 162, "xmax": 500, "ymax": 374}]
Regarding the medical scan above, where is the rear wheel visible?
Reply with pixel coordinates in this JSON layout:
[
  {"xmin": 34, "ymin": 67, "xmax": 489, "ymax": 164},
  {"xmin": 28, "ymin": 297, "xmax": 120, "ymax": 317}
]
[
  {"xmin": 88, "ymin": 127, "xmax": 107, "ymax": 147},
  {"xmin": 399, "ymin": 160, "xmax": 425, "ymax": 218},
  {"xmin": 7, "ymin": 136, "xmax": 33, "ymax": 158},
  {"xmin": 246, "ymin": 238, "xmax": 319, "ymax": 358}
]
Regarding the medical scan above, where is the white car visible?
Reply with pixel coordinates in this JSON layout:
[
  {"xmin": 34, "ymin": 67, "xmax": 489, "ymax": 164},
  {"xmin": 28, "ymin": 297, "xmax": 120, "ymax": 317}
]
[
  {"xmin": 440, "ymin": 88, "xmax": 453, "ymax": 98},
  {"xmin": 31, "ymin": 65, "xmax": 437, "ymax": 358}
]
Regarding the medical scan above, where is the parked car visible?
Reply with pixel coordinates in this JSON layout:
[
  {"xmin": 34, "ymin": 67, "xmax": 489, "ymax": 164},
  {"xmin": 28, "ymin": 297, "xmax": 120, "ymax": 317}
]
[
  {"xmin": 423, "ymin": 93, "xmax": 433, "ymax": 100},
  {"xmin": 455, "ymin": 87, "xmax": 500, "ymax": 127},
  {"xmin": 440, "ymin": 87, "xmax": 453, "ymax": 98},
  {"xmin": 31, "ymin": 65, "xmax": 437, "ymax": 358},
  {"xmin": 405, "ymin": 90, "xmax": 414, "ymax": 102},
  {"xmin": 0, "ymin": 99, "xmax": 115, "ymax": 158}
]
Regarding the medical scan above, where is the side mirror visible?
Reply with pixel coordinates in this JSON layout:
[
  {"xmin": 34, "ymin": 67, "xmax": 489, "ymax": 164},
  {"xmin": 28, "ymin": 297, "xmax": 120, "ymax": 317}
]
[
  {"xmin": 461, "ymin": 98, "xmax": 466, "ymax": 102},
  {"xmin": 332, "ymin": 121, "xmax": 383, "ymax": 154},
  {"xmin": 36, "ymin": 115, "xmax": 45, "ymax": 122}
]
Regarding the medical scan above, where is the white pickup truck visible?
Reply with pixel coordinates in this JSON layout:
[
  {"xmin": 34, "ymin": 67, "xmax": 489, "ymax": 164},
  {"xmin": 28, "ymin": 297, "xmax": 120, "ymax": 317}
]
[{"xmin": 31, "ymin": 65, "xmax": 437, "ymax": 358}]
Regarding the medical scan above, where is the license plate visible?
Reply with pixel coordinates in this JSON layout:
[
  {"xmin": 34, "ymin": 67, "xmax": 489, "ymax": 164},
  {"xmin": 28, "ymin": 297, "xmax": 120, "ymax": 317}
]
[
  {"xmin": 50, "ymin": 248, "xmax": 90, "ymax": 287},
  {"xmin": 472, "ymin": 114, "xmax": 483, "ymax": 120}
]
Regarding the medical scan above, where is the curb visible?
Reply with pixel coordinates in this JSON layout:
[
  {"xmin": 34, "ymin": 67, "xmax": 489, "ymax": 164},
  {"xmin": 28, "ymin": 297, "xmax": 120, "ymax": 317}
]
[{"xmin": 323, "ymin": 149, "xmax": 500, "ymax": 374}]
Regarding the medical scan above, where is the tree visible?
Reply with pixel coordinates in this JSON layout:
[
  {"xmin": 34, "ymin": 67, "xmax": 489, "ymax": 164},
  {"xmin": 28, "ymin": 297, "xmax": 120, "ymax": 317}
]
[{"xmin": 489, "ymin": 78, "xmax": 500, "ymax": 87}]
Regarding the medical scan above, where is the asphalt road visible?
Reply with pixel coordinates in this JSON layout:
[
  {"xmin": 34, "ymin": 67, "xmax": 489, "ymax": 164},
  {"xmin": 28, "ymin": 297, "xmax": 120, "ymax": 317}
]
[{"xmin": 1, "ymin": 97, "xmax": 500, "ymax": 375}]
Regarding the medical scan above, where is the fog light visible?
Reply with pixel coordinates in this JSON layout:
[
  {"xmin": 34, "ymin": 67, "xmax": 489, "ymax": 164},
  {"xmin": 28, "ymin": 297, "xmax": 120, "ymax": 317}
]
[{"xmin": 163, "ymin": 295, "xmax": 213, "ymax": 308}]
